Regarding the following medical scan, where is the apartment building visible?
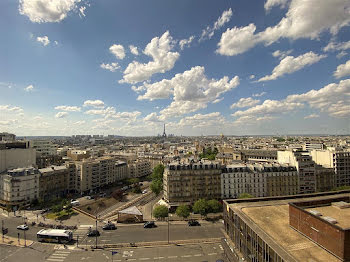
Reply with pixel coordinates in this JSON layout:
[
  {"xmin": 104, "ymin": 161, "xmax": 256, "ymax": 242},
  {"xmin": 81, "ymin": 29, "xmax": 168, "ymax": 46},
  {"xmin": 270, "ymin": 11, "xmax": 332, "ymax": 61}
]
[
  {"xmin": 278, "ymin": 150, "xmax": 317, "ymax": 194},
  {"xmin": 0, "ymin": 132, "xmax": 16, "ymax": 141},
  {"xmin": 0, "ymin": 141, "xmax": 35, "ymax": 173},
  {"xmin": 303, "ymin": 142, "xmax": 324, "ymax": 151},
  {"xmin": 67, "ymin": 150, "xmax": 90, "ymax": 161},
  {"xmin": 29, "ymin": 140, "xmax": 57, "ymax": 157},
  {"xmin": 38, "ymin": 165, "xmax": 69, "ymax": 200},
  {"xmin": 0, "ymin": 167, "xmax": 39, "ymax": 208},
  {"xmin": 221, "ymin": 163, "xmax": 298, "ymax": 199},
  {"xmin": 222, "ymin": 192, "xmax": 350, "ymax": 262},
  {"xmin": 128, "ymin": 159, "xmax": 151, "ymax": 178},
  {"xmin": 311, "ymin": 149, "xmax": 350, "ymax": 187},
  {"xmin": 163, "ymin": 161, "xmax": 222, "ymax": 207}
]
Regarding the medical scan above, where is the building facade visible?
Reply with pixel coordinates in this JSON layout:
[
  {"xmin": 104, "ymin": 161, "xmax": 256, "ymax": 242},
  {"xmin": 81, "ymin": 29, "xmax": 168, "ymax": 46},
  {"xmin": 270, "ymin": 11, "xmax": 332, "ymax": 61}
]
[{"xmin": 38, "ymin": 165, "xmax": 69, "ymax": 200}]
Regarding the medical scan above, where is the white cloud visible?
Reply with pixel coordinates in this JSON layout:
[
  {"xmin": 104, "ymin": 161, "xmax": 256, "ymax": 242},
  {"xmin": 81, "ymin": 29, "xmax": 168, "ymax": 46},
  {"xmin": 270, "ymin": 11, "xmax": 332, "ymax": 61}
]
[
  {"xmin": 83, "ymin": 100, "xmax": 105, "ymax": 108},
  {"xmin": 334, "ymin": 60, "xmax": 350, "ymax": 79},
  {"xmin": 144, "ymin": 112, "xmax": 162, "ymax": 122},
  {"xmin": 131, "ymin": 85, "xmax": 146, "ymax": 94},
  {"xmin": 0, "ymin": 105, "xmax": 23, "ymax": 113},
  {"xmin": 264, "ymin": 0, "xmax": 290, "ymax": 12},
  {"xmin": 85, "ymin": 108, "xmax": 110, "ymax": 115},
  {"xmin": 258, "ymin": 52, "xmax": 326, "ymax": 82},
  {"xmin": 109, "ymin": 44, "xmax": 125, "ymax": 59},
  {"xmin": 0, "ymin": 120, "xmax": 18, "ymax": 125},
  {"xmin": 54, "ymin": 105, "xmax": 81, "ymax": 112},
  {"xmin": 249, "ymin": 75, "xmax": 255, "ymax": 79},
  {"xmin": 36, "ymin": 36, "xmax": 50, "ymax": 46},
  {"xmin": 230, "ymin": 97, "xmax": 260, "ymax": 109},
  {"xmin": 54, "ymin": 40, "xmax": 58, "ymax": 45},
  {"xmin": 24, "ymin": 85, "xmax": 34, "ymax": 92},
  {"xmin": 179, "ymin": 36, "xmax": 195, "ymax": 50},
  {"xmin": 200, "ymin": 8, "xmax": 233, "ymax": 41},
  {"xmin": 129, "ymin": 45, "xmax": 139, "ymax": 55},
  {"xmin": 55, "ymin": 111, "xmax": 68, "ymax": 118},
  {"xmin": 212, "ymin": 97, "xmax": 224, "ymax": 104},
  {"xmin": 79, "ymin": 5, "xmax": 86, "ymax": 17},
  {"xmin": 120, "ymin": 31, "xmax": 180, "ymax": 84},
  {"xmin": 252, "ymin": 92, "xmax": 267, "ymax": 97},
  {"xmin": 304, "ymin": 114, "xmax": 319, "ymax": 119},
  {"xmin": 217, "ymin": 23, "xmax": 258, "ymax": 56},
  {"xmin": 337, "ymin": 51, "xmax": 348, "ymax": 59},
  {"xmin": 178, "ymin": 112, "xmax": 226, "ymax": 128},
  {"xmin": 100, "ymin": 63, "xmax": 120, "ymax": 72},
  {"xmin": 19, "ymin": 0, "xmax": 85, "ymax": 23},
  {"xmin": 323, "ymin": 40, "xmax": 350, "ymax": 52},
  {"xmin": 217, "ymin": 0, "xmax": 350, "ymax": 56},
  {"xmin": 272, "ymin": 49, "xmax": 293, "ymax": 59},
  {"xmin": 135, "ymin": 66, "xmax": 239, "ymax": 118}
]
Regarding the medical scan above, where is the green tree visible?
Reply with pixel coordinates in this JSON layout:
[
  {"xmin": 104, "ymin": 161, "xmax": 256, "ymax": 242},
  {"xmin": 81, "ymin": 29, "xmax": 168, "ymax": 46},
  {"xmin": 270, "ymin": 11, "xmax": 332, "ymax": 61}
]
[
  {"xmin": 238, "ymin": 193, "xmax": 253, "ymax": 199},
  {"xmin": 193, "ymin": 199, "xmax": 209, "ymax": 217},
  {"xmin": 207, "ymin": 199, "xmax": 222, "ymax": 213},
  {"xmin": 128, "ymin": 178, "xmax": 140, "ymax": 186},
  {"xmin": 176, "ymin": 205, "xmax": 190, "ymax": 219},
  {"xmin": 150, "ymin": 179, "xmax": 163, "ymax": 195},
  {"xmin": 152, "ymin": 164, "xmax": 165, "ymax": 181},
  {"xmin": 153, "ymin": 205, "xmax": 169, "ymax": 219}
]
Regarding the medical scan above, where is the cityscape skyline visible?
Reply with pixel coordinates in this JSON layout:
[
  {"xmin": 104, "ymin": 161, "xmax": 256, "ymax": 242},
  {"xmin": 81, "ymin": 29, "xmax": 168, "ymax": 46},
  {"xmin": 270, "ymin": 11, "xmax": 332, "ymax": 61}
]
[{"xmin": 1, "ymin": 0, "xmax": 350, "ymax": 136}]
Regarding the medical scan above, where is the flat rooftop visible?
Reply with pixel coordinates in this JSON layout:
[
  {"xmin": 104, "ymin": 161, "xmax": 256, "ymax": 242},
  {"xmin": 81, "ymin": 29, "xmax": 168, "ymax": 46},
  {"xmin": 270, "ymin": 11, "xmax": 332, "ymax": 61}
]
[
  {"xmin": 306, "ymin": 205, "xmax": 350, "ymax": 229},
  {"xmin": 229, "ymin": 193, "xmax": 350, "ymax": 262}
]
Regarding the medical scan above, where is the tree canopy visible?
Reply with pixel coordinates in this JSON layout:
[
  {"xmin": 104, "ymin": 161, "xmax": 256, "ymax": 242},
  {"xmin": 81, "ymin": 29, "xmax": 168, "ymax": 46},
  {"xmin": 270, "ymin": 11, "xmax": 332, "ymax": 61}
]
[
  {"xmin": 176, "ymin": 205, "xmax": 190, "ymax": 219},
  {"xmin": 153, "ymin": 205, "xmax": 169, "ymax": 219},
  {"xmin": 193, "ymin": 199, "xmax": 209, "ymax": 217},
  {"xmin": 238, "ymin": 193, "xmax": 254, "ymax": 199}
]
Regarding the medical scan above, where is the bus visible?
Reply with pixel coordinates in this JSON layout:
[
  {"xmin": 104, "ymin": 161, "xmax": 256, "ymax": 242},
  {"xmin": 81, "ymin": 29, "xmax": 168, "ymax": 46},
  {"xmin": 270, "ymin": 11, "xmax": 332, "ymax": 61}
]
[{"xmin": 37, "ymin": 229, "xmax": 73, "ymax": 243}]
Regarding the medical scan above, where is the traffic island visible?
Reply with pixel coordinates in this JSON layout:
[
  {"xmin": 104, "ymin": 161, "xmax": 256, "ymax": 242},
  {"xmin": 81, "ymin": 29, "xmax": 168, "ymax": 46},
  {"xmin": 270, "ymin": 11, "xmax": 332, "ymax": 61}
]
[{"xmin": 0, "ymin": 235, "xmax": 33, "ymax": 247}]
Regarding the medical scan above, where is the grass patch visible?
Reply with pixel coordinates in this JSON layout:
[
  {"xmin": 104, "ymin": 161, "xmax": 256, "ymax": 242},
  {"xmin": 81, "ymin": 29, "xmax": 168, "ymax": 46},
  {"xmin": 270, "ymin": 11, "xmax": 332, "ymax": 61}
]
[{"xmin": 45, "ymin": 209, "xmax": 76, "ymax": 220}]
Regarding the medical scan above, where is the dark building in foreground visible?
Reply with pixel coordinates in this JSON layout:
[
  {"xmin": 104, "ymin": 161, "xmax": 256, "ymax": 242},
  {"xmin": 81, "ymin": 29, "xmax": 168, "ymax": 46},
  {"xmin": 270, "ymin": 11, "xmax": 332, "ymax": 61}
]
[{"xmin": 222, "ymin": 191, "xmax": 350, "ymax": 262}]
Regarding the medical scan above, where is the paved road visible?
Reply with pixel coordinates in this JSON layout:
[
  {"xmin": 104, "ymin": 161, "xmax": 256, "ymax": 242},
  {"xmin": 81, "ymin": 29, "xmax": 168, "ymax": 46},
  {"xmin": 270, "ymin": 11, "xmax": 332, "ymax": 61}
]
[{"xmin": 0, "ymin": 242, "xmax": 224, "ymax": 262}]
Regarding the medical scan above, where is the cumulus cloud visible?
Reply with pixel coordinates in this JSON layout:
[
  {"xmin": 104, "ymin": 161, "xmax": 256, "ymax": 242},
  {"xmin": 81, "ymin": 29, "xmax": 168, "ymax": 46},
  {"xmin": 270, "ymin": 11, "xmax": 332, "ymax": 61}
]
[
  {"xmin": 178, "ymin": 112, "xmax": 226, "ymax": 128},
  {"xmin": 19, "ymin": 0, "xmax": 86, "ymax": 23},
  {"xmin": 0, "ymin": 105, "xmax": 23, "ymax": 113},
  {"xmin": 272, "ymin": 49, "xmax": 293, "ymax": 59},
  {"xmin": 212, "ymin": 97, "xmax": 224, "ymax": 104},
  {"xmin": 304, "ymin": 114, "xmax": 319, "ymax": 119},
  {"xmin": 258, "ymin": 52, "xmax": 326, "ymax": 82},
  {"xmin": 179, "ymin": 36, "xmax": 195, "ymax": 50},
  {"xmin": 24, "ymin": 85, "xmax": 34, "ymax": 92},
  {"xmin": 334, "ymin": 60, "xmax": 350, "ymax": 79},
  {"xmin": 36, "ymin": 36, "xmax": 50, "ymax": 46},
  {"xmin": 120, "ymin": 31, "xmax": 179, "ymax": 84},
  {"xmin": 109, "ymin": 44, "xmax": 125, "ymax": 59},
  {"xmin": 100, "ymin": 63, "xmax": 120, "ymax": 72},
  {"xmin": 144, "ymin": 112, "xmax": 162, "ymax": 122},
  {"xmin": 217, "ymin": 0, "xmax": 350, "ymax": 56},
  {"xmin": 129, "ymin": 45, "xmax": 139, "ymax": 55},
  {"xmin": 55, "ymin": 111, "xmax": 68, "ymax": 118},
  {"xmin": 200, "ymin": 8, "xmax": 233, "ymax": 41},
  {"xmin": 135, "ymin": 66, "xmax": 239, "ymax": 118},
  {"xmin": 54, "ymin": 105, "xmax": 81, "ymax": 112},
  {"xmin": 230, "ymin": 97, "xmax": 260, "ymax": 109},
  {"xmin": 252, "ymin": 92, "xmax": 266, "ymax": 97},
  {"xmin": 83, "ymin": 100, "xmax": 105, "ymax": 108},
  {"xmin": 264, "ymin": 0, "xmax": 290, "ymax": 12},
  {"xmin": 323, "ymin": 40, "xmax": 350, "ymax": 52}
]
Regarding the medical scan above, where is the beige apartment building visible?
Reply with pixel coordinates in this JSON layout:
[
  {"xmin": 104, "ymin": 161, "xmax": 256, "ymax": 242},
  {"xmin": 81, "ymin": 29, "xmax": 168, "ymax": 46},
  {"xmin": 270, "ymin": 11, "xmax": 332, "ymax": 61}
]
[
  {"xmin": 128, "ymin": 159, "xmax": 152, "ymax": 178},
  {"xmin": 38, "ymin": 165, "xmax": 69, "ymax": 200},
  {"xmin": 0, "ymin": 141, "xmax": 35, "ymax": 173},
  {"xmin": 163, "ymin": 161, "xmax": 222, "ymax": 207}
]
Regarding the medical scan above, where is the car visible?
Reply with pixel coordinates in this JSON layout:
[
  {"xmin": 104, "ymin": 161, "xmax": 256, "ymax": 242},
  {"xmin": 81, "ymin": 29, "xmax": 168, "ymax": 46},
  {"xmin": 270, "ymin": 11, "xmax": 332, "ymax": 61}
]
[
  {"xmin": 85, "ymin": 196, "xmax": 92, "ymax": 200},
  {"xmin": 102, "ymin": 223, "xmax": 116, "ymax": 230},
  {"xmin": 17, "ymin": 224, "xmax": 29, "ymax": 230},
  {"xmin": 87, "ymin": 229, "xmax": 100, "ymax": 237},
  {"xmin": 143, "ymin": 221, "xmax": 156, "ymax": 228},
  {"xmin": 188, "ymin": 220, "xmax": 201, "ymax": 226},
  {"xmin": 99, "ymin": 193, "xmax": 106, "ymax": 197},
  {"xmin": 142, "ymin": 189, "xmax": 148, "ymax": 194}
]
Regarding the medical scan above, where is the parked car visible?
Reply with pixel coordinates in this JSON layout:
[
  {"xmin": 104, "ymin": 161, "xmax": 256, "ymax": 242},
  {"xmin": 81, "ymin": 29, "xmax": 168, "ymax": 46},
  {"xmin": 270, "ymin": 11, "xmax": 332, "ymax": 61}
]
[
  {"xmin": 85, "ymin": 196, "xmax": 92, "ymax": 200},
  {"xmin": 99, "ymin": 193, "xmax": 106, "ymax": 198},
  {"xmin": 17, "ymin": 224, "xmax": 29, "ymax": 230},
  {"xmin": 143, "ymin": 221, "xmax": 156, "ymax": 228},
  {"xmin": 70, "ymin": 200, "xmax": 80, "ymax": 206},
  {"xmin": 142, "ymin": 189, "xmax": 148, "ymax": 194},
  {"xmin": 102, "ymin": 222, "xmax": 116, "ymax": 230},
  {"xmin": 87, "ymin": 229, "xmax": 100, "ymax": 237},
  {"xmin": 188, "ymin": 220, "xmax": 201, "ymax": 226}
]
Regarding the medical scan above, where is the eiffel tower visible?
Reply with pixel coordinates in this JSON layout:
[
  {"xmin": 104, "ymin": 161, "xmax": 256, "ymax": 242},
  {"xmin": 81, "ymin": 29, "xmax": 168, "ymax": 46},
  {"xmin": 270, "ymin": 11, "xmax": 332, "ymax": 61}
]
[{"xmin": 162, "ymin": 123, "xmax": 167, "ymax": 138}]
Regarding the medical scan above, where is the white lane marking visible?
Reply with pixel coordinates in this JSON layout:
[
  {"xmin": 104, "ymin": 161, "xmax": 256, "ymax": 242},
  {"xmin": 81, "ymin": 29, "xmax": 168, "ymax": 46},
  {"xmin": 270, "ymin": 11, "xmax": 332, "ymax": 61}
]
[
  {"xmin": 128, "ymin": 259, "xmax": 136, "ymax": 261},
  {"xmin": 47, "ymin": 259, "xmax": 64, "ymax": 262},
  {"xmin": 55, "ymin": 251, "xmax": 71, "ymax": 254},
  {"xmin": 219, "ymin": 244, "xmax": 223, "ymax": 250},
  {"xmin": 122, "ymin": 251, "xmax": 134, "ymax": 257},
  {"xmin": 181, "ymin": 255, "xmax": 192, "ymax": 257},
  {"xmin": 168, "ymin": 256, "xmax": 178, "ymax": 258},
  {"xmin": 208, "ymin": 253, "xmax": 217, "ymax": 255},
  {"xmin": 194, "ymin": 254, "xmax": 202, "ymax": 257},
  {"xmin": 153, "ymin": 257, "xmax": 165, "ymax": 259},
  {"xmin": 139, "ymin": 258, "xmax": 150, "ymax": 260},
  {"xmin": 80, "ymin": 225, "xmax": 93, "ymax": 228}
]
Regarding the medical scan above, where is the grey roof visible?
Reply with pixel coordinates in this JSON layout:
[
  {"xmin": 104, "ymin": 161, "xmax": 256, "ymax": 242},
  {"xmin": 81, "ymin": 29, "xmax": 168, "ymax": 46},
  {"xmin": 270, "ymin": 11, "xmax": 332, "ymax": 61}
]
[{"xmin": 118, "ymin": 206, "xmax": 143, "ymax": 216}]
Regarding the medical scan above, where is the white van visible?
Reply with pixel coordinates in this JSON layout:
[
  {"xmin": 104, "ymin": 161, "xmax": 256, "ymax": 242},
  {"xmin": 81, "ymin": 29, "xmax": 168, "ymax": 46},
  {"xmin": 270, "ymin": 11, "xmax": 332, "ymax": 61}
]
[{"xmin": 71, "ymin": 200, "xmax": 80, "ymax": 206}]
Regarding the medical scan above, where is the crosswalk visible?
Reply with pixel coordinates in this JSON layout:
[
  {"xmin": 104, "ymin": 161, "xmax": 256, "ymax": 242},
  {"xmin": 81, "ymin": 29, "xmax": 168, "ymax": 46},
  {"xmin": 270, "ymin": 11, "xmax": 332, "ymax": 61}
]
[
  {"xmin": 73, "ymin": 225, "xmax": 93, "ymax": 240},
  {"xmin": 46, "ymin": 250, "xmax": 71, "ymax": 262}
]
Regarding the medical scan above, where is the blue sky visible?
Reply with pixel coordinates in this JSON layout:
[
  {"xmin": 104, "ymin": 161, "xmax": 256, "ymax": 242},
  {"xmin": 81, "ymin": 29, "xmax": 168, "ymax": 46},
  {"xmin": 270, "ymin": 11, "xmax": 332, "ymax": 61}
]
[{"xmin": 1, "ymin": 0, "xmax": 350, "ymax": 136}]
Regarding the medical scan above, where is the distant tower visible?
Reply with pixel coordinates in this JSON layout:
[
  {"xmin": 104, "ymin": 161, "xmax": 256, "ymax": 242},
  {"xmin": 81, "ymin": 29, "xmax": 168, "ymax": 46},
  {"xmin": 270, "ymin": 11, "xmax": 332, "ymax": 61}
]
[{"xmin": 162, "ymin": 123, "xmax": 167, "ymax": 138}]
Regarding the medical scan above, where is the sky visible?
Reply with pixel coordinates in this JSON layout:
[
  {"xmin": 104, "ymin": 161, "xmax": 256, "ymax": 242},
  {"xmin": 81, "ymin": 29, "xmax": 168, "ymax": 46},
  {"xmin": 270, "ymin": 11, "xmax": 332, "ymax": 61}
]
[{"xmin": 1, "ymin": 0, "xmax": 350, "ymax": 136}]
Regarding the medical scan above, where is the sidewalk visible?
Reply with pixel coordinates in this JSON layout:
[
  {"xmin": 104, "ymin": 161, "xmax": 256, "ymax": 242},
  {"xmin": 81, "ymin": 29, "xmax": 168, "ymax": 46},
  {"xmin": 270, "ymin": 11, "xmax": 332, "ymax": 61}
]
[{"xmin": 0, "ymin": 235, "xmax": 33, "ymax": 247}]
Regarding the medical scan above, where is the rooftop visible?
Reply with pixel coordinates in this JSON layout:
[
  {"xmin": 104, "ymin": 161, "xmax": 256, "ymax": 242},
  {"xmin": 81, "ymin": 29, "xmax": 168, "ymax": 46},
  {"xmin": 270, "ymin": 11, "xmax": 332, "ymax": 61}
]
[
  {"xmin": 228, "ymin": 193, "xmax": 350, "ymax": 262},
  {"xmin": 306, "ymin": 205, "xmax": 350, "ymax": 229}
]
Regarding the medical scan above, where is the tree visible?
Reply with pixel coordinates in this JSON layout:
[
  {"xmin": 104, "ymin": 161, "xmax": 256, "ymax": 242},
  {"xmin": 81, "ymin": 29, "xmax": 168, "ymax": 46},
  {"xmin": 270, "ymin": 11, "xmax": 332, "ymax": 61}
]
[
  {"xmin": 176, "ymin": 205, "xmax": 190, "ymax": 219},
  {"xmin": 193, "ymin": 199, "xmax": 209, "ymax": 217},
  {"xmin": 150, "ymin": 179, "xmax": 163, "ymax": 195},
  {"xmin": 128, "ymin": 178, "xmax": 140, "ymax": 186},
  {"xmin": 239, "ymin": 193, "xmax": 253, "ymax": 199},
  {"xmin": 152, "ymin": 164, "xmax": 165, "ymax": 181},
  {"xmin": 153, "ymin": 205, "xmax": 169, "ymax": 219},
  {"xmin": 207, "ymin": 199, "xmax": 222, "ymax": 213}
]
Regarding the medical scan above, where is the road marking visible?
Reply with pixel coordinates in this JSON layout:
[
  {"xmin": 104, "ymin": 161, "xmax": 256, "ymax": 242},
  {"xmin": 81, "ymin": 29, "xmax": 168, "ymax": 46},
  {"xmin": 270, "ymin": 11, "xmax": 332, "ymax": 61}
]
[
  {"xmin": 122, "ymin": 251, "xmax": 134, "ymax": 257},
  {"xmin": 181, "ymin": 255, "xmax": 192, "ymax": 257},
  {"xmin": 168, "ymin": 256, "xmax": 178, "ymax": 258},
  {"xmin": 194, "ymin": 254, "xmax": 202, "ymax": 257},
  {"xmin": 208, "ymin": 253, "xmax": 217, "ymax": 255},
  {"xmin": 47, "ymin": 259, "xmax": 64, "ymax": 262},
  {"xmin": 219, "ymin": 244, "xmax": 223, "ymax": 250},
  {"xmin": 153, "ymin": 257, "xmax": 165, "ymax": 259},
  {"xmin": 139, "ymin": 258, "xmax": 150, "ymax": 260},
  {"xmin": 128, "ymin": 259, "xmax": 136, "ymax": 261}
]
